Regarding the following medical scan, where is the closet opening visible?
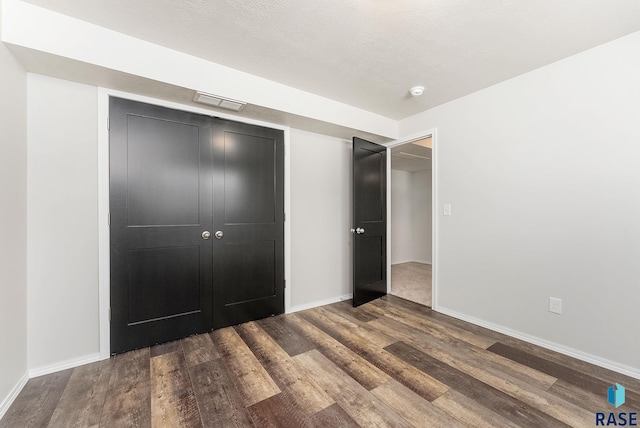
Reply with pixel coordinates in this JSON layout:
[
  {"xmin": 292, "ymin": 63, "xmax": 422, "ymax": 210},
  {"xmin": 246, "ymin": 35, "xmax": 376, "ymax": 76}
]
[{"xmin": 389, "ymin": 136, "xmax": 433, "ymax": 307}]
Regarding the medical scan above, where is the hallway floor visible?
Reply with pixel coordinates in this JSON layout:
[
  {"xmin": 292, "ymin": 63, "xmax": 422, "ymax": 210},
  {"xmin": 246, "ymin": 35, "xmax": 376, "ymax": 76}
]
[{"xmin": 390, "ymin": 262, "xmax": 432, "ymax": 307}]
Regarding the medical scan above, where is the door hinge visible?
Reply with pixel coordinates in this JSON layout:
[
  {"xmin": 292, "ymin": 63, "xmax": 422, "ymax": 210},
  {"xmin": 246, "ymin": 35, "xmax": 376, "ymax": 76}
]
[
  {"xmin": 108, "ymin": 212, "xmax": 110, "ymax": 226},
  {"xmin": 284, "ymin": 280, "xmax": 286, "ymax": 289},
  {"xmin": 107, "ymin": 117, "xmax": 110, "ymax": 131},
  {"xmin": 284, "ymin": 212, "xmax": 286, "ymax": 222},
  {"xmin": 109, "ymin": 307, "xmax": 112, "ymax": 322}
]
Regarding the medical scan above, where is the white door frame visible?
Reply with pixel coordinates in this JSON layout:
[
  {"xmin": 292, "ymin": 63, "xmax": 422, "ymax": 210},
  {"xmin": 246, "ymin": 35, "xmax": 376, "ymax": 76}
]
[
  {"xmin": 384, "ymin": 129, "xmax": 438, "ymax": 311},
  {"xmin": 97, "ymin": 88, "xmax": 292, "ymax": 359}
]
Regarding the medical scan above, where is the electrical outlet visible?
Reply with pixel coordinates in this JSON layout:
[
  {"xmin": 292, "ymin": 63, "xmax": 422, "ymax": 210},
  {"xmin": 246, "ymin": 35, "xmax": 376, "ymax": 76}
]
[
  {"xmin": 549, "ymin": 297, "xmax": 562, "ymax": 314},
  {"xmin": 443, "ymin": 204, "xmax": 452, "ymax": 216}
]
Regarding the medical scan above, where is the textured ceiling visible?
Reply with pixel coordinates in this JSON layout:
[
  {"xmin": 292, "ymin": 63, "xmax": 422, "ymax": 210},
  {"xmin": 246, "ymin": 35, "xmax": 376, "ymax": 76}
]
[{"xmin": 22, "ymin": 0, "xmax": 640, "ymax": 119}]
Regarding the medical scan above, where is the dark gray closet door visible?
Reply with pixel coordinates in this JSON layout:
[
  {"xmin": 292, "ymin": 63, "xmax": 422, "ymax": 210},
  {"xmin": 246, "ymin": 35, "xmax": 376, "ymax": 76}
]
[
  {"xmin": 109, "ymin": 97, "xmax": 214, "ymax": 354},
  {"xmin": 110, "ymin": 98, "xmax": 285, "ymax": 353},
  {"xmin": 211, "ymin": 118, "xmax": 285, "ymax": 328}
]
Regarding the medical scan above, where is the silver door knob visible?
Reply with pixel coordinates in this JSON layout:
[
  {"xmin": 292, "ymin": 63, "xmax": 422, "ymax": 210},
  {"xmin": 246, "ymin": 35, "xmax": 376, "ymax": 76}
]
[
  {"xmin": 356, "ymin": 227, "xmax": 365, "ymax": 234},
  {"xmin": 202, "ymin": 231, "xmax": 211, "ymax": 240},
  {"xmin": 214, "ymin": 230, "xmax": 224, "ymax": 240}
]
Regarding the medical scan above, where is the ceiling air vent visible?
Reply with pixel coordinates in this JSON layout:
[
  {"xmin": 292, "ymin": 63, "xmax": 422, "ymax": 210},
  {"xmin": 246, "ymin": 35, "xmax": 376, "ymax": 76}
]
[{"xmin": 193, "ymin": 91, "xmax": 246, "ymax": 112}]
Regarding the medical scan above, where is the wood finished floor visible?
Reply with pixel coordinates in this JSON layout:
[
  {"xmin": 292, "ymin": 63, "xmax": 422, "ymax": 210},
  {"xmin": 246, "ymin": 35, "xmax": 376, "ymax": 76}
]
[{"xmin": 3, "ymin": 295, "xmax": 639, "ymax": 428}]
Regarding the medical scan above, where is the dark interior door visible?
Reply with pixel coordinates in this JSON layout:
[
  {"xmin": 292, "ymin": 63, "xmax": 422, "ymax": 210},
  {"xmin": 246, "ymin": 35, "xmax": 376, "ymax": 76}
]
[
  {"xmin": 109, "ymin": 98, "xmax": 214, "ymax": 353},
  {"xmin": 211, "ymin": 119, "xmax": 285, "ymax": 329},
  {"xmin": 110, "ymin": 98, "xmax": 285, "ymax": 353},
  {"xmin": 352, "ymin": 137, "xmax": 387, "ymax": 307}
]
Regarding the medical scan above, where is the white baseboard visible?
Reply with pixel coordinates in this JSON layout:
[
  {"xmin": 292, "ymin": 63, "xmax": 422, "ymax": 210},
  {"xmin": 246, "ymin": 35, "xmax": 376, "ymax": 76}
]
[
  {"xmin": 28, "ymin": 353, "xmax": 103, "ymax": 379},
  {"xmin": 391, "ymin": 259, "xmax": 413, "ymax": 265},
  {"xmin": 0, "ymin": 371, "xmax": 29, "ymax": 420},
  {"xmin": 391, "ymin": 259, "xmax": 432, "ymax": 266},
  {"xmin": 436, "ymin": 306, "xmax": 640, "ymax": 380},
  {"xmin": 287, "ymin": 293, "xmax": 353, "ymax": 314}
]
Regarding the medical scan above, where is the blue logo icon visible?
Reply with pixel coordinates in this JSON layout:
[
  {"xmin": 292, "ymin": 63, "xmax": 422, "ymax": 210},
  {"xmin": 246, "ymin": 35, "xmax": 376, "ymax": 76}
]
[{"xmin": 608, "ymin": 383, "xmax": 626, "ymax": 408}]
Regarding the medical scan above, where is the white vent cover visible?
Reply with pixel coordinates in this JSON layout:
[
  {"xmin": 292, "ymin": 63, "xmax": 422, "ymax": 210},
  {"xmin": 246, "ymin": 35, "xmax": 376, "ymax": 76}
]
[{"xmin": 193, "ymin": 91, "xmax": 246, "ymax": 112}]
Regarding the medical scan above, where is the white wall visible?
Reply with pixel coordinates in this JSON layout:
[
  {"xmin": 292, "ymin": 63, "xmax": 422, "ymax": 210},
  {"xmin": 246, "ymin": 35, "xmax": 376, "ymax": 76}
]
[
  {"xmin": 391, "ymin": 170, "xmax": 413, "ymax": 264},
  {"xmin": 0, "ymin": 3, "xmax": 28, "ymax": 414},
  {"xmin": 289, "ymin": 129, "xmax": 353, "ymax": 309},
  {"xmin": 412, "ymin": 169, "xmax": 432, "ymax": 264},
  {"xmin": 391, "ymin": 168, "xmax": 432, "ymax": 265},
  {"xmin": 400, "ymin": 31, "xmax": 640, "ymax": 373},
  {"xmin": 27, "ymin": 74, "xmax": 99, "ymax": 371}
]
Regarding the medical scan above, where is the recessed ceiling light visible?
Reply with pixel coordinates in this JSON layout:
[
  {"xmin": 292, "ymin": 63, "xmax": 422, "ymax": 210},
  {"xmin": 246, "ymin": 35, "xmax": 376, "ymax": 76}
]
[
  {"xmin": 409, "ymin": 86, "xmax": 425, "ymax": 97},
  {"xmin": 193, "ymin": 91, "xmax": 246, "ymax": 112}
]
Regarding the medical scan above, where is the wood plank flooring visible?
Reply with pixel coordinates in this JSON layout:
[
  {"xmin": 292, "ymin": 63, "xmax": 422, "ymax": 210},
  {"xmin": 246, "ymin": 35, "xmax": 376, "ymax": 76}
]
[{"xmin": 2, "ymin": 295, "xmax": 639, "ymax": 427}]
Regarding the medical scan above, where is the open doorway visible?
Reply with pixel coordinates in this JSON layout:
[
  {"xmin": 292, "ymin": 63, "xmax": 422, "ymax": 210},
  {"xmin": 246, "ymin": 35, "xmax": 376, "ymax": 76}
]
[{"xmin": 389, "ymin": 137, "xmax": 432, "ymax": 307}]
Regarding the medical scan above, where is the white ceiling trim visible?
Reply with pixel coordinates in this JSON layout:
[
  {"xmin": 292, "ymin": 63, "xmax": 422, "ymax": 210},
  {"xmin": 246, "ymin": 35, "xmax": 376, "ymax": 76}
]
[{"xmin": 1, "ymin": 0, "xmax": 398, "ymax": 140}]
